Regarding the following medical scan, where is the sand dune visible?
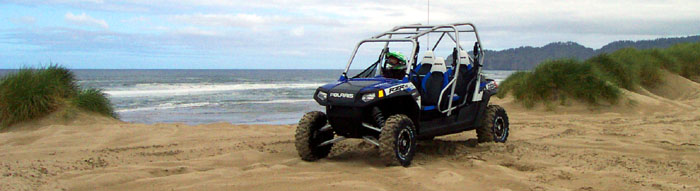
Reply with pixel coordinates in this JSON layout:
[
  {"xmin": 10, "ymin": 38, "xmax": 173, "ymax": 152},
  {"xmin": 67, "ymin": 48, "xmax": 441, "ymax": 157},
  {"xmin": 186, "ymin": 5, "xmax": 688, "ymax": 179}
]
[{"xmin": 2, "ymin": 73, "xmax": 700, "ymax": 191}]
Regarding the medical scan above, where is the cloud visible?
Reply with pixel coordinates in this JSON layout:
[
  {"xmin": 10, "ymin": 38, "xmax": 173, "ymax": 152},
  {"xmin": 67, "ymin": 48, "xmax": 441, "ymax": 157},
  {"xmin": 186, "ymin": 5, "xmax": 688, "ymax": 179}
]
[
  {"xmin": 173, "ymin": 26, "xmax": 218, "ymax": 36},
  {"xmin": 9, "ymin": 16, "xmax": 36, "ymax": 25},
  {"xmin": 64, "ymin": 12, "xmax": 109, "ymax": 29},
  {"xmin": 121, "ymin": 16, "xmax": 149, "ymax": 23},
  {"xmin": 290, "ymin": 26, "xmax": 304, "ymax": 37},
  {"xmin": 172, "ymin": 13, "xmax": 265, "ymax": 28},
  {"xmin": 276, "ymin": 50, "xmax": 306, "ymax": 56},
  {"xmin": 4, "ymin": 0, "xmax": 700, "ymax": 69},
  {"xmin": 172, "ymin": 13, "xmax": 341, "ymax": 28}
]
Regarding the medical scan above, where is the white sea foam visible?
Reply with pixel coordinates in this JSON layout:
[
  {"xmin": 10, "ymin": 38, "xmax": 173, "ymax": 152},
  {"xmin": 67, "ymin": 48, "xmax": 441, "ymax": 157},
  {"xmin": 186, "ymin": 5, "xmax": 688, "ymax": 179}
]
[
  {"xmin": 244, "ymin": 99, "xmax": 315, "ymax": 104},
  {"xmin": 117, "ymin": 102, "xmax": 217, "ymax": 113},
  {"xmin": 105, "ymin": 83, "xmax": 324, "ymax": 97},
  {"xmin": 116, "ymin": 99, "xmax": 315, "ymax": 113}
]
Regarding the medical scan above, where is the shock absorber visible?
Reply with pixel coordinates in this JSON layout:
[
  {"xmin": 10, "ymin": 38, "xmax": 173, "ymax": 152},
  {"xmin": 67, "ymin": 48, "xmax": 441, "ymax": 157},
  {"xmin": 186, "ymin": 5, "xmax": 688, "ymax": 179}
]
[{"xmin": 371, "ymin": 107, "xmax": 386, "ymax": 127}]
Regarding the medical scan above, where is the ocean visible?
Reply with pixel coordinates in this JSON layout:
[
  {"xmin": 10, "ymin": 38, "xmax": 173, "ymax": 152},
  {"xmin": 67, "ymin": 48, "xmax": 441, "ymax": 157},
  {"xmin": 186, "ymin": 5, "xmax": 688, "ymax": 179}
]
[{"xmin": 0, "ymin": 69, "xmax": 514, "ymax": 124}]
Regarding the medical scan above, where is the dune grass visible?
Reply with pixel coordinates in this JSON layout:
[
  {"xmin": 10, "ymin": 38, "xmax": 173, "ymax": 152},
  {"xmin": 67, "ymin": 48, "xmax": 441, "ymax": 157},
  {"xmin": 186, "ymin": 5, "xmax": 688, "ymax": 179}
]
[
  {"xmin": 498, "ymin": 59, "xmax": 620, "ymax": 108},
  {"xmin": 498, "ymin": 42, "xmax": 700, "ymax": 108},
  {"xmin": 0, "ymin": 65, "xmax": 116, "ymax": 128},
  {"xmin": 587, "ymin": 48, "xmax": 665, "ymax": 89},
  {"xmin": 664, "ymin": 42, "xmax": 700, "ymax": 80},
  {"xmin": 74, "ymin": 88, "xmax": 117, "ymax": 118}
]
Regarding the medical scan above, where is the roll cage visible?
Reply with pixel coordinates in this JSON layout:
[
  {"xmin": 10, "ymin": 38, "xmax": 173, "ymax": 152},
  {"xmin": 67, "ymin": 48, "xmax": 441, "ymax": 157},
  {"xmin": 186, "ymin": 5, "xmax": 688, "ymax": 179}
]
[{"xmin": 342, "ymin": 23, "xmax": 485, "ymax": 116}]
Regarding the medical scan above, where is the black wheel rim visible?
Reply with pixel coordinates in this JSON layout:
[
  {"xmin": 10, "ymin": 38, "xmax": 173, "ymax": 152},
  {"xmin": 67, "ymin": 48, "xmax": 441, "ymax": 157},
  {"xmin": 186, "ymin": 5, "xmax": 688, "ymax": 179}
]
[
  {"xmin": 493, "ymin": 116, "xmax": 505, "ymax": 140},
  {"xmin": 397, "ymin": 128, "xmax": 412, "ymax": 159}
]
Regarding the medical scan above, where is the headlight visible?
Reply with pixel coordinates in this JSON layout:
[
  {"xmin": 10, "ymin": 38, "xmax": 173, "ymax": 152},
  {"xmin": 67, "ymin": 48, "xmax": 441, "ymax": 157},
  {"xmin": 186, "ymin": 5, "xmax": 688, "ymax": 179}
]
[
  {"xmin": 361, "ymin": 93, "xmax": 376, "ymax": 102},
  {"xmin": 317, "ymin": 91, "xmax": 327, "ymax": 101}
]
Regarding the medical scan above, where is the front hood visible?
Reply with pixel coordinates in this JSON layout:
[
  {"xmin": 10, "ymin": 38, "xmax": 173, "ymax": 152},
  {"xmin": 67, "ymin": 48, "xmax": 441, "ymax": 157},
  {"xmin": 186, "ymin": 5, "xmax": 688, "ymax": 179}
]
[
  {"xmin": 315, "ymin": 78, "xmax": 399, "ymax": 106},
  {"xmin": 329, "ymin": 80, "xmax": 383, "ymax": 94}
]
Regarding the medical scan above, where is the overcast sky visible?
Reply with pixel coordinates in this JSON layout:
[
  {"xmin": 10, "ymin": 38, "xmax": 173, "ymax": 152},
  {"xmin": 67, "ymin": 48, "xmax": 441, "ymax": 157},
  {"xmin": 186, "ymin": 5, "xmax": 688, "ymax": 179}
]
[{"xmin": 1, "ymin": 0, "xmax": 699, "ymax": 69}]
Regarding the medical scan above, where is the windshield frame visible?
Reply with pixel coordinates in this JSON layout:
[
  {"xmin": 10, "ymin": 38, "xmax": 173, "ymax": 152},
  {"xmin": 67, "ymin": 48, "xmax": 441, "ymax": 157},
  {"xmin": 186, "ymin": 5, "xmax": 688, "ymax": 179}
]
[{"xmin": 343, "ymin": 39, "xmax": 417, "ymax": 79}]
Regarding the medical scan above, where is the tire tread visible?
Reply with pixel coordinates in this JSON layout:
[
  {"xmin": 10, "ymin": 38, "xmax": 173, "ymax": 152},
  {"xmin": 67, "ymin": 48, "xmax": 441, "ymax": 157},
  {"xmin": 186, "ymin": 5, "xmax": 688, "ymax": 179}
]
[
  {"xmin": 477, "ymin": 105, "xmax": 508, "ymax": 143},
  {"xmin": 379, "ymin": 114, "xmax": 415, "ymax": 166},
  {"xmin": 295, "ymin": 111, "xmax": 331, "ymax": 161}
]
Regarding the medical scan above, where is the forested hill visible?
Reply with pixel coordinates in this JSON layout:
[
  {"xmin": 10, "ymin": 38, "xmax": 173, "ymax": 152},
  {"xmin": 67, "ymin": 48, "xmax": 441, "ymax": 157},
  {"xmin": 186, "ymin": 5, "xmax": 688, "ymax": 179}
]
[{"xmin": 480, "ymin": 35, "xmax": 700, "ymax": 70}]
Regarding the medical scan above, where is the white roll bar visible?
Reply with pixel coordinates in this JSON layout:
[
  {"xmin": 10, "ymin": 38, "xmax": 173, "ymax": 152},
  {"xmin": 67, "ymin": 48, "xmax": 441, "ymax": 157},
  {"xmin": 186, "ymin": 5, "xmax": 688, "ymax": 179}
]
[{"xmin": 343, "ymin": 23, "xmax": 485, "ymax": 116}]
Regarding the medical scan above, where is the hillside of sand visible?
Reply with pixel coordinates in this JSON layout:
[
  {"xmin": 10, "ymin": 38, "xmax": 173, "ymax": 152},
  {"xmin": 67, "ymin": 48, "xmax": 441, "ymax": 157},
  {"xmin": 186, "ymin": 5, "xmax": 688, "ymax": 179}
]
[{"xmin": 1, "ymin": 73, "xmax": 699, "ymax": 191}]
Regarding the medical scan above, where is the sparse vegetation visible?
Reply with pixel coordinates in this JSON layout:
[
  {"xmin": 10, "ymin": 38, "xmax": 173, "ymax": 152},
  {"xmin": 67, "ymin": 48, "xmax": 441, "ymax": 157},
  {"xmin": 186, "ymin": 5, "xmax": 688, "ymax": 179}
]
[
  {"xmin": 0, "ymin": 65, "xmax": 116, "ymax": 128},
  {"xmin": 498, "ymin": 42, "xmax": 700, "ymax": 108}
]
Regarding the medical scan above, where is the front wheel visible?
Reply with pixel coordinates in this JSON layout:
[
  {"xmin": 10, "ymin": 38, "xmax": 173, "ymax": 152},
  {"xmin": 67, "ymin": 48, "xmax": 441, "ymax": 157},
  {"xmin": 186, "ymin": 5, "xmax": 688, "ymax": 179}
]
[
  {"xmin": 379, "ymin": 114, "xmax": 417, "ymax": 167},
  {"xmin": 477, "ymin": 105, "xmax": 509, "ymax": 143},
  {"xmin": 295, "ymin": 111, "xmax": 334, "ymax": 161}
]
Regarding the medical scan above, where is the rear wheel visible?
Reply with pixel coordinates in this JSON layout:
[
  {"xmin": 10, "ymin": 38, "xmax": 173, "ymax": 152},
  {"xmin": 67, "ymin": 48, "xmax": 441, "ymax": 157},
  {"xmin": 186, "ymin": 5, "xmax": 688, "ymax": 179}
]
[
  {"xmin": 379, "ymin": 114, "xmax": 416, "ymax": 167},
  {"xmin": 477, "ymin": 105, "xmax": 509, "ymax": 143},
  {"xmin": 295, "ymin": 111, "xmax": 334, "ymax": 161}
]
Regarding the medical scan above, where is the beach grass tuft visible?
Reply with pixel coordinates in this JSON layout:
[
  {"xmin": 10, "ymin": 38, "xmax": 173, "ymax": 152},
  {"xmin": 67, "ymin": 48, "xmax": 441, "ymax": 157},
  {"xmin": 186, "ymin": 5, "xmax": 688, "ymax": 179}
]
[
  {"xmin": 664, "ymin": 42, "xmax": 700, "ymax": 80},
  {"xmin": 0, "ymin": 65, "xmax": 116, "ymax": 128},
  {"xmin": 498, "ymin": 42, "xmax": 700, "ymax": 108},
  {"xmin": 74, "ymin": 88, "xmax": 118, "ymax": 118},
  {"xmin": 497, "ymin": 59, "xmax": 620, "ymax": 108}
]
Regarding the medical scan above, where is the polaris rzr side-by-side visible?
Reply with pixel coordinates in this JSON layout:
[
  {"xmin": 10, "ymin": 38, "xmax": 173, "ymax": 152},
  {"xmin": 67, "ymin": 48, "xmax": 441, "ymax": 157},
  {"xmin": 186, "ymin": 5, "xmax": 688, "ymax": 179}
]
[{"xmin": 295, "ymin": 22, "xmax": 509, "ymax": 166}]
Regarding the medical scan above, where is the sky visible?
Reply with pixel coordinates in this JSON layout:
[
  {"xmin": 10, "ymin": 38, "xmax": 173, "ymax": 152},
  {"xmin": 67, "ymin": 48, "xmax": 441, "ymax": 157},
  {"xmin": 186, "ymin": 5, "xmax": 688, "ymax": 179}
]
[{"xmin": 1, "ymin": 0, "xmax": 699, "ymax": 69}]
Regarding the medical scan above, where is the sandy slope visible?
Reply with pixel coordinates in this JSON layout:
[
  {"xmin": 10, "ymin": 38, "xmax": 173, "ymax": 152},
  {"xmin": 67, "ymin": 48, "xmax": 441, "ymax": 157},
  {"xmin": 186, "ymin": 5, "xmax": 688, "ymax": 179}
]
[{"xmin": 2, "ymin": 74, "xmax": 700, "ymax": 191}]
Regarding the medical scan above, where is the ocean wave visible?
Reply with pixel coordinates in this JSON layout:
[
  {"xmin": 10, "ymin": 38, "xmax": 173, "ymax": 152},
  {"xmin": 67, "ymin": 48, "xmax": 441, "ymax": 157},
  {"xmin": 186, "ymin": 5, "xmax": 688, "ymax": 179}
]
[
  {"xmin": 116, "ymin": 99, "xmax": 315, "ymax": 113},
  {"xmin": 117, "ymin": 102, "xmax": 217, "ymax": 113},
  {"xmin": 244, "ymin": 99, "xmax": 315, "ymax": 104},
  {"xmin": 105, "ymin": 83, "xmax": 324, "ymax": 97}
]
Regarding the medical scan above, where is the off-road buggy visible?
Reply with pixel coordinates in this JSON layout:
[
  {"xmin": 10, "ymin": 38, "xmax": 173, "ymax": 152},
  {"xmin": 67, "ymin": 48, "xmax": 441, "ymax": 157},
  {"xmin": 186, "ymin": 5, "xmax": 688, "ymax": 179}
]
[{"xmin": 295, "ymin": 22, "xmax": 509, "ymax": 166}]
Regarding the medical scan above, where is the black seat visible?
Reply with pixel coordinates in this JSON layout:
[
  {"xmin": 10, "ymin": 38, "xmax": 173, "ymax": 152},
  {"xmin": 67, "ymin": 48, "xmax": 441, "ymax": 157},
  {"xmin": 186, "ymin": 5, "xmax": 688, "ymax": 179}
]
[
  {"xmin": 454, "ymin": 50, "xmax": 477, "ymax": 104},
  {"xmin": 411, "ymin": 51, "xmax": 435, "ymax": 94},
  {"xmin": 421, "ymin": 56, "xmax": 447, "ymax": 111}
]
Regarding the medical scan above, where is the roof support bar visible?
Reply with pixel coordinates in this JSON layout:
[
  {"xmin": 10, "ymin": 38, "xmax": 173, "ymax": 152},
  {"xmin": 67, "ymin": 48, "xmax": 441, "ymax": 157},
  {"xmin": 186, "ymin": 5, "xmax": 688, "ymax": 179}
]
[
  {"xmin": 445, "ymin": 32, "xmax": 464, "ymax": 51},
  {"xmin": 431, "ymin": 32, "xmax": 447, "ymax": 51}
]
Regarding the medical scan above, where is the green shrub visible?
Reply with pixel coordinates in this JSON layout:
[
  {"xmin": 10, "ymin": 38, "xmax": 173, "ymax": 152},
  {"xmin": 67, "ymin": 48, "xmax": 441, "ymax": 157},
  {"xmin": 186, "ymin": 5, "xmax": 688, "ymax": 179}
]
[
  {"xmin": 1, "ymin": 66, "xmax": 74, "ymax": 127},
  {"xmin": 645, "ymin": 49, "xmax": 680, "ymax": 74},
  {"xmin": 42, "ymin": 65, "xmax": 79, "ymax": 97},
  {"xmin": 586, "ymin": 52, "xmax": 638, "ymax": 89},
  {"xmin": 499, "ymin": 59, "xmax": 619, "ymax": 108},
  {"xmin": 497, "ymin": 71, "xmax": 528, "ymax": 99},
  {"xmin": 497, "ymin": 42, "xmax": 700, "ymax": 108},
  {"xmin": 663, "ymin": 43, "xmax": 700, "ymax": 79},
  {"xmin": 0, "ymin": 65, "xmax": 116, "ymax": 128},
  {"xmin": 610, "ymin": 48, "xmax": 664, "ymax": 88},
  {"xmin": 498, "ymin": 43, "xmax": 700, "ymax": 107},
  {"xmin": 498, "ymin": 71, "xmax": 536, "ymax": 106},
  {"xmin": 74, "ymin": 88, "xmax": 117, "ymax": 118}
]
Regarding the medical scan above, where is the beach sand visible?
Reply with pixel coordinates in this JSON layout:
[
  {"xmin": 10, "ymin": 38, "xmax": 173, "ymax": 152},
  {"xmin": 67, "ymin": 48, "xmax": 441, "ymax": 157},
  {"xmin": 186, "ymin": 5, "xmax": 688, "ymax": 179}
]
[{"xmin": 2, "ymin": 73, "xmax": 700, "ymax": 191}]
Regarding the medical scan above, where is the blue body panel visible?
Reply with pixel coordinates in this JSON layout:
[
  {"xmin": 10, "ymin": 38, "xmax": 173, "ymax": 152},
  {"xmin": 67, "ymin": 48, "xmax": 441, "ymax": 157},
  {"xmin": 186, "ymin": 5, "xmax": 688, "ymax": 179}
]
[
  {"xmin": 314, "ymin": 75, "xmax": 419, "ymax": 108},
  {"xmin": 321, "ymin": 76, "xmax": 414, "ymax": 93}
]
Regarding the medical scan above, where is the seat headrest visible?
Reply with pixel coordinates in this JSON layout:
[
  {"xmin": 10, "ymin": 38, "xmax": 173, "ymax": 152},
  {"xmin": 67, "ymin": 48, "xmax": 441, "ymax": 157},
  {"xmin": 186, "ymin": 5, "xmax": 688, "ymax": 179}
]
[
  {"xmin": 422, "ymin": 51, "xmax": 435, "ymax": 65},
  {"xmin": 431, "ymin": 57, "xmax": 447, "ymax": 73},
  {"xmin": 458, "ymin": 50, "xmax": 471, "ymax": 66}
]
